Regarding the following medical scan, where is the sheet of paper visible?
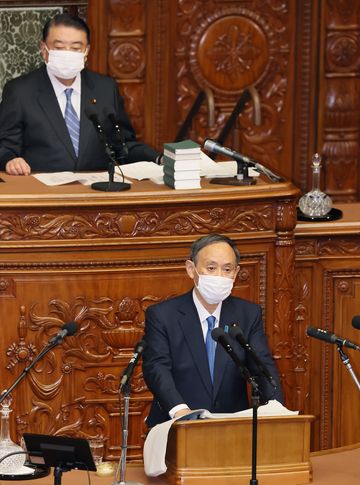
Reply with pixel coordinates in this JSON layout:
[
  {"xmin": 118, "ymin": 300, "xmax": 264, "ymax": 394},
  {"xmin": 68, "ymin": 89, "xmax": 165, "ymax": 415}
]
[
  {"xmin": 200, "ymin": 152, "xmax": 259, "ymax": 177},
  {"xmin": 118, "ymin": 161, "xmax": 164, "ymax": 180},
  {"xmin": 33, "ymin": 171, "xmax": 132, "ymax": 186}
]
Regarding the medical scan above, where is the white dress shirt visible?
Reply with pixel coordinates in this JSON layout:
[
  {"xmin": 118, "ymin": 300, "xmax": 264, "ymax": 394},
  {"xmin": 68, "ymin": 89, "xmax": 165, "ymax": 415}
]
[{"xmin": 46, "ymin": 67, "xmax": 81, "ymax": 119}]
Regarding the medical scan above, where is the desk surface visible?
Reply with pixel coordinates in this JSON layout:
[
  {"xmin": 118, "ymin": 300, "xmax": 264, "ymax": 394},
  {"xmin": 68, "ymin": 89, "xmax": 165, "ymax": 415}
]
[
  {"xmin": 3, "ymin": 445, "xmax": 360, "ymax": 485},
  {"xmin": 295, "ymin": 202, "xmax": 360, "ymax": 236},
  {"xmin": 0, "ymin": 172, "xmax": 298, "ymax": 207}
]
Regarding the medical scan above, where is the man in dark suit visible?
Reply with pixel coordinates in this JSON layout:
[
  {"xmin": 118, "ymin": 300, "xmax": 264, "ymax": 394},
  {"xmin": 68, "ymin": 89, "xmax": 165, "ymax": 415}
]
[
  {"xmin": 0, "ymin": 13, "xmax": 159, "ymax": 175},
  {"xmin": 142, "ymin": 234, "xmax": 283, "ymax": 427}
]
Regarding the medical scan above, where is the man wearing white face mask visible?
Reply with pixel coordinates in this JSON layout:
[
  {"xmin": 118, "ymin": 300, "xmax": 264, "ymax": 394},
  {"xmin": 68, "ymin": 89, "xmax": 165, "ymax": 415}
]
[
  {"xmin": 142, "ymin": 233, "xmax": 284, "ymax": 427},
  {"xmin": 0, "ymin": 13, "xmax": 159, "ymax": 175}
]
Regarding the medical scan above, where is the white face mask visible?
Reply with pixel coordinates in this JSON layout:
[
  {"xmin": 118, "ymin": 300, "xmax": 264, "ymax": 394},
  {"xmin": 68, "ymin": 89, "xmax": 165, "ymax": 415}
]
[
  {"xmin": 194, "ymin": 267, "xmax": 234, "ymax": 305},
  {"xmin": 45, "ymin": 47, "xmax": 86, "ymax": 79}
]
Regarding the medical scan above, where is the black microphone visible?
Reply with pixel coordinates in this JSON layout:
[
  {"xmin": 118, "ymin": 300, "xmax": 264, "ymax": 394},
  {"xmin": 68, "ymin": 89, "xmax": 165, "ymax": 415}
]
[
  {"xmin": 48, "ymin": 321, "xmax": 78, "ymax": 345},
  {"xmin": 211, "ymin": 328, "xmax": 252, "ymax": 381},
  {"xmin": 229, "ymin": 325, "xmax": 277, "ymax": 389},
  {"xmin": 85, "ymin": 108, "xmax": 130, "ymax": 192},
  {"xmin": 85, "ymin": 108, "xmax": 112, "ymax": 151},
  {"xmin": 307, "ymin": 327, "xmax": 360, "ymax": 351},
  {"xmin": 204, "ymin": 139, "xmax": 255, "ymax": 165},
  {"xmin": 103, "ymin": 109, "xmax": 129, "ymax": 158},
  {"xmin": 352, "ymin": 316, "xmax": 360, "ymax": 330},
  {"xmin": 203, "ymin": 139, "xmax": 282, "ymax": 182},
  {"xmin": 120, "ymin": 339, "xmax": 147, "ymax": 388}
]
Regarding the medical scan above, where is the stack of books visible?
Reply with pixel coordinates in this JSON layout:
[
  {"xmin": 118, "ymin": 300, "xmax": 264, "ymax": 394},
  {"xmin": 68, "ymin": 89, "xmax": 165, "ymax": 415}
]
[{"xmin": 163, "ymin": 140, "xmax": 201, "ymax": 189}]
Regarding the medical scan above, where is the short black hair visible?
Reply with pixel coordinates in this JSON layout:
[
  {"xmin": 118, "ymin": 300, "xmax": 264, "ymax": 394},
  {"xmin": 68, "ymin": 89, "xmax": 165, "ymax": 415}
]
[
  {"xmin": 42, "ymin": 13, "xmax": 90, "ymax": 43},
  {"xmin": 189, "ymin": 234, "xmax": 241, "ymax": 265}
]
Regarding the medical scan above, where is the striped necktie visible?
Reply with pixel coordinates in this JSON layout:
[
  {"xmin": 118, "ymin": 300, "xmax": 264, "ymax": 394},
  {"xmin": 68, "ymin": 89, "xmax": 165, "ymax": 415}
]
[
  {"xmin": 206, "ymin": 315, "xmax": 216, "ymax": 382},
  {"xmin": 64, "ymin": 88, "xmax": 80, "ymax": 157}
]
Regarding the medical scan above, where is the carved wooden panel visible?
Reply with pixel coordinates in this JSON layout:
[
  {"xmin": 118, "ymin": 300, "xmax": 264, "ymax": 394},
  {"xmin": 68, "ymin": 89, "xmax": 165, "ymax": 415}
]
[
  {"xmin": 0, "ymin": 254, "xmax": 268, "ymax": 460},
  {"xmin": 320, "ymin": 0, "xmax": 360, "ymax": 201},
  {"xmin": 295, "ymin": 233, "xmax": 360, "ymax": 450},
  {"xmin": 0, "ymin": 203, "xmax": 274, "ymax": 241}
]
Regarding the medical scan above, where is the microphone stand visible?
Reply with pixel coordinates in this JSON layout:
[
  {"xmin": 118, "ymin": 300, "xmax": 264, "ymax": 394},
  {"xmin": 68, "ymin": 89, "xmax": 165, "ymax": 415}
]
[
  {"xmin": 336, "ymin": 344, "xmax": 360, "ymax": 391},
  {"xmin": 0, "ymin": 341, "xmax": 59, "ymax": 405},
  {"xmin": 88, "ymin": 116, "xmax": 130, "ymax": 193},
  {"xmin": 91, "ymin": 144, "xmax": 131, "ymax": 193},
  {"xmin": 248, "ymin": 378, "xmax": 260, "ymax": 485},
  {"xmin": 113, "ymin": 382, "xmax": 143, "ymax": 485}
]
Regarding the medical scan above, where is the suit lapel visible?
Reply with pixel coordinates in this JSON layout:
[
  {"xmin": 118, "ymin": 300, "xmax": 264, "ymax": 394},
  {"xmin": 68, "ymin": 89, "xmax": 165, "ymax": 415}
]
[
  {"xmin": 36, "ymin": 66, "xmax": 77, "ymax": 162},
  {"xmin": 178, "ymin": 293, "xmax": 214, "ymax": 399},
  {"xmin": 79, "ymin": 71, "xmax": 97, "ymax": 165},
  {"xmin": 213, "ymin": 297, "xmax": 239, "ymax": 398}
]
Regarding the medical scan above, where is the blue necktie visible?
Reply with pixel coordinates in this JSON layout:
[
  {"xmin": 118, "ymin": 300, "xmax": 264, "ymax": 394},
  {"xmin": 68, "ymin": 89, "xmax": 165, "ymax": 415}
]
[
  {"xmin": 64, "ymin": 88, "xmax": 80, "ymax": 157},
  {"xmin": 206, "ymin": 315, "xmax": 216, "ymax": 382}
]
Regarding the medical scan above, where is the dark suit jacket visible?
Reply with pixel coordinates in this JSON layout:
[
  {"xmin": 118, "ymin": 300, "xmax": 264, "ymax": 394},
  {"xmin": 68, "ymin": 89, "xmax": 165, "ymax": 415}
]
[
  {"xmin": 0, "ymin": 65, "xmax": 159, "ymax": 172},
  {"xmin": 142, "ymin": 291, "xmax": 283, "ymax": 427}
]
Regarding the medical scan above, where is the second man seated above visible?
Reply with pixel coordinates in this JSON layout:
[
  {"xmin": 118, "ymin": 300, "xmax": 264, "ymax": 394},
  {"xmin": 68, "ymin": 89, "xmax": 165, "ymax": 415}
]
[{"xmin": 0, "ymin": 13, "xmax": 160, "ymax": 176}]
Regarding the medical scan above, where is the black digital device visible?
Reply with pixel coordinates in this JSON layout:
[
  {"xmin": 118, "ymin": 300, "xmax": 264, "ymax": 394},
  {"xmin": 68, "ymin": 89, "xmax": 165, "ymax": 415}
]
[{"xmin": 22, "ymin": 434, "xmax": 96, "ymax": 472}]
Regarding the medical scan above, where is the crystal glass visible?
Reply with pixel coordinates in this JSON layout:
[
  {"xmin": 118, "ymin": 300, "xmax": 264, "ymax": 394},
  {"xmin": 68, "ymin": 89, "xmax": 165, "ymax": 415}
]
[
  {"xmin": 0, "ymin": 394, "xmax": 26, "ymax": 474},
  {"xmin": 299, "ymin": 153, "xmax": 332, "ymax": 217},
  {"xmin": 89, "ymin": 438, "xmax": 104, "ymax": 467}
]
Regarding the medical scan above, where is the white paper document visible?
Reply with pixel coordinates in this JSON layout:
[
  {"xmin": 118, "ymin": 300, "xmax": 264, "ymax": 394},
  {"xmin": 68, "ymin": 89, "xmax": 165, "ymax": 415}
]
[
  {"xmin": 143, "ymin": 400, "xmax": 298, "ymax": 477},
  {"xmin": 118, "ymin": 161, "xmax": 164, "ymax": 180},
  {"xmin": 33, "ymin": 171, "xmax": 132, "ymax": 186},
  {"xmin": 199, "ymin": 152, "xmax": 260, "ymax": 178}
]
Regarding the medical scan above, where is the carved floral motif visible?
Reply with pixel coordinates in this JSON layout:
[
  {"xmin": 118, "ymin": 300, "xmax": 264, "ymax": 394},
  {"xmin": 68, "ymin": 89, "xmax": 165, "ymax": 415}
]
[
  {"xmin": 319, "ymin": 239, "xmax": 360, "ymax": 256},
  {"xmin": 109, "ymin": 39, "xmax": 145, "ymax": 78},
  {"xmin": 326, "ymin": 32, "xmax": 360, "ymax": 71},
  {"xmin": 209, "ymin": 25, "xmax": 260, "ymax": 77},
  {"xmin": 0, "ymin": 205, "xmax": 274, "ymax": 241}
]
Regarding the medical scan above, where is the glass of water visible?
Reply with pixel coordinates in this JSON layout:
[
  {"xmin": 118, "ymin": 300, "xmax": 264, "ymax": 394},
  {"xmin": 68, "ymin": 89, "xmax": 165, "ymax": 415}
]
[{"xmin": 89, "ymin": 438, "xmax": 104, "ymax": 467}]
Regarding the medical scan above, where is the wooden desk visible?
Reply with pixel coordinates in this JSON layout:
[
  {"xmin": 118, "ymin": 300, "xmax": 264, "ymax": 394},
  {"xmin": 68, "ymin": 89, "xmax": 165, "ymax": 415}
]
[{"xmin": 0, "ymin": 173, "xmax": 299, "ymax": 460}]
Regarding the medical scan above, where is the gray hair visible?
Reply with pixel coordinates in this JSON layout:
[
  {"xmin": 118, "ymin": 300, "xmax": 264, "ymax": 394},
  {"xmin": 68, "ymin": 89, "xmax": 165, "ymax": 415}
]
[{"xmin": 189, "ymin": 234, "xmax": 240, "ymax": 265}]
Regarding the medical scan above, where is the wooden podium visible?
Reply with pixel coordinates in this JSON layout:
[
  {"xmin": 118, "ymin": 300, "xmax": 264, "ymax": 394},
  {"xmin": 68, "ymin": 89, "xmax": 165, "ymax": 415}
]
[{"xmin": 165, "ymin": 415, "xmax": 315, "ymax": 485}]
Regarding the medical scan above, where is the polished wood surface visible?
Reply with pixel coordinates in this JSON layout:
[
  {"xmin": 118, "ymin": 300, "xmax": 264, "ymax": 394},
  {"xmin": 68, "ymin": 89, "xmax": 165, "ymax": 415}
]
[
  {"xmin": 0, "ymin": 173, "xmax": 299, "ymax": 461},
  {"xmin": 165, "ymin": 415, "xmax": 314, "ymax": 485}
]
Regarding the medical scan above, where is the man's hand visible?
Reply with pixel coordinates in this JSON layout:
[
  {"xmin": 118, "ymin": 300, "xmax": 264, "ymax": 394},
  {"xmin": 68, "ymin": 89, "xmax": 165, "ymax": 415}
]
[
  {"xmin": 174, "ymin": 408, "xmax": 192, "ymax": 419},
  {"xmin": 5, "ymin": 158, "xmax": 31, "ymax": 175}
]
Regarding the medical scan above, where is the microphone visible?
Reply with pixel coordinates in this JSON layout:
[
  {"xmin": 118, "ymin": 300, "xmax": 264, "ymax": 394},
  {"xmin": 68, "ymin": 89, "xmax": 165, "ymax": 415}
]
[
  {"xmin": 203, "ymin": 139, "xmax": 282, "ymax": 182},
  {"xmin": 120, "ymin": 339, "xmax": 147, "ymax": 388},
  {"xmin": 48, "ymin": 321, "xmax": 78, "ymax": 345},
  {"xmin": 85, "ymin": 108, "xmax": 112, "ymax": 152},
  {"xmin": 103, "ymin": 108, "xmax": 129, "ymax": 160},
  {"xmin": 352, "ymin": 316, "xmax": 360, "ymax": 330},
  {"xmin": 229, "ymin": 325, "xmax": 277, "ymax": 389},
  {"xmin": 204, "ymin": 139, "xmax": 255, "ymax": 165},
  {"xmin": 211, "ymin": 327, "xmax": 252, "ymax": 381},
  {"xmin": 85, "ymin": 108, "xmax": 130, "ymax": 192},
  {"xmin": 307, "ymin": 327, "xmax": 360, "ymax": 351}
]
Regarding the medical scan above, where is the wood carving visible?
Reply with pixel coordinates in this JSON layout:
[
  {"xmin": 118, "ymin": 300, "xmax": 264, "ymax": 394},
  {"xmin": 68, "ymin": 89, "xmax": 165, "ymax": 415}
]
[
  {"xmin": 0, "ymin": 205, "xmax": 274, "ymax": 241},
  {"xmin": 318, "ymin": 238, "xmax": 360, "ymax": 256},
  {"xmin": 295, "ymin": 240, "xmax": 317, "ymax": 257},
  {"xmin": 321, "ymin": 0, "xmax": 360, "ymax": 200}
]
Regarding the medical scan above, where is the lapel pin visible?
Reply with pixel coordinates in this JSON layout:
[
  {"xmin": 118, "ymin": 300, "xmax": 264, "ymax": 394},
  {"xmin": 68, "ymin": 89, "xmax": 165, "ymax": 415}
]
[{"xmin": 91, "ymin": 98, "xmax": 97, "ymax": 104}]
